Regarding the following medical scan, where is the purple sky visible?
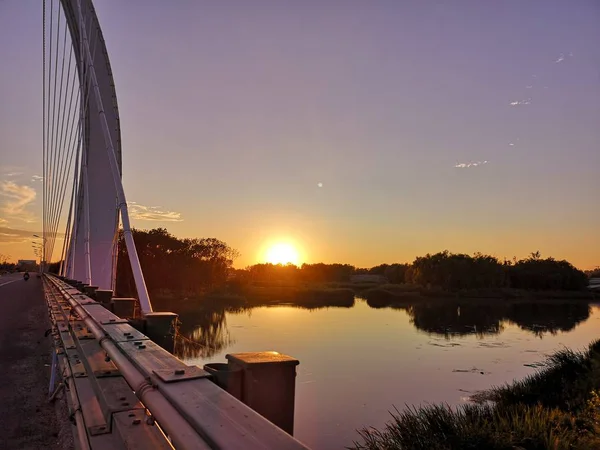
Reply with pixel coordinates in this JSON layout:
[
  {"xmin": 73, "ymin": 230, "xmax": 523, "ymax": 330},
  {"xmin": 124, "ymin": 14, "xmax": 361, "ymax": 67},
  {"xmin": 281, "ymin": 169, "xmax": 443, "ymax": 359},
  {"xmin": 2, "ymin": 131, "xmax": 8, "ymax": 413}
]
[{"xmin": 1, "ymin": 0, "xmax": 599, "ymax": 268}]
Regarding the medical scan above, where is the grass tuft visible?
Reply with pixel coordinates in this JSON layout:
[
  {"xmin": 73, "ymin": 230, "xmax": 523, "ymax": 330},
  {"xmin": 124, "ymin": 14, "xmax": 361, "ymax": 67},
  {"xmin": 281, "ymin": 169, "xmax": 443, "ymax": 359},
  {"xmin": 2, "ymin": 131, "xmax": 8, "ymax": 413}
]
[{"xmin": 352, "ymin": 340, "xmax": 600, "ymax": 450}]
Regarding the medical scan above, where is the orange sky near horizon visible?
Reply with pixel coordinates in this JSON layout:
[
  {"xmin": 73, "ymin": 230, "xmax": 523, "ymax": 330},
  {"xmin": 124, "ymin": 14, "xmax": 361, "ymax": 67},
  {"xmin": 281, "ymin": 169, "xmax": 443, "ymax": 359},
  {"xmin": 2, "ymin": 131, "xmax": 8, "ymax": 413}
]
[{"xmin": 1, "ymin": 220, "xmax": 598, "ymax": 271}]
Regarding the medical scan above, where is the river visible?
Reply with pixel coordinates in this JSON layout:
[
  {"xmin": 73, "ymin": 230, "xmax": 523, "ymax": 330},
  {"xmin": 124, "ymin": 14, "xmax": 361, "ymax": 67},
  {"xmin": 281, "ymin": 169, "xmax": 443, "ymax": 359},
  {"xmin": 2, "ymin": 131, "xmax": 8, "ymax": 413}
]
[{"xmin": 175, "ymin": 298, "xmax": 599, "ymax": 449}]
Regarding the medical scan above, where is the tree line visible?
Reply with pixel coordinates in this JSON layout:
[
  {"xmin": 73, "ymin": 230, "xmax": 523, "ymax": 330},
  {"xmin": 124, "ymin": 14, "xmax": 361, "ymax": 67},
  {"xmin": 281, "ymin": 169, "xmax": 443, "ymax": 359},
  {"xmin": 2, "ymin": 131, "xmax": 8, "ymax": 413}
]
[
  {"xmin": 43, "ymin": 228, "xmax": 593, "ymax": 295},
  {"xmin": 236, "ymin": 251, "xmax": 590, "ymax": 291}
]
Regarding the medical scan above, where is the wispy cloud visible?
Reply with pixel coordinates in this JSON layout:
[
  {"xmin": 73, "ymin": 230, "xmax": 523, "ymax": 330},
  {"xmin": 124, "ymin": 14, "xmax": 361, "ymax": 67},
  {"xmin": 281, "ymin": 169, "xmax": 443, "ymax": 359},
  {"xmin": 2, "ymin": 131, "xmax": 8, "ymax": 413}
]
[
  {"xmin": 0, "ymin": 181, "xmax": 37, "ymax": 223},
  {"xmin": 5, "ymin": 172, "xmax": 24, "ymax": 177},
  {"xmin": 128, "ymin": 202, "xmax": 183, "ymax": 222},
  {"xmin": 555, "ymin": 52, "xmax": 574, "ymax": 64},
  {"xmin": 31, "ymin": 175, "xmax": 43, "ymax": 182},
  {"xmin": 0, "ymin": 226, "xmax": 38, "ymax": 244},
  {"xmin": 509, "ymin": 99, "xmax": 531, "ymax": 106},
  {"xmin": 0, "ymin": 227, "xmax": 62, "ymax": 244},
  {"xmin": 454, "ymin": 161, "xmax": 488, "ymax": 169}
]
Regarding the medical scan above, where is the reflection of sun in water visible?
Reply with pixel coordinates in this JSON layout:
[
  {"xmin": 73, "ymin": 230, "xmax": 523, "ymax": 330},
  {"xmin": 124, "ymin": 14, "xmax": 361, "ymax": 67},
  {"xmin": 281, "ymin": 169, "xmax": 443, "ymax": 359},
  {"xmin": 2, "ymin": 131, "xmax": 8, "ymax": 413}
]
[{"xmin": 265, "ymin": 243, "xmax": 300, "ymax": 265}]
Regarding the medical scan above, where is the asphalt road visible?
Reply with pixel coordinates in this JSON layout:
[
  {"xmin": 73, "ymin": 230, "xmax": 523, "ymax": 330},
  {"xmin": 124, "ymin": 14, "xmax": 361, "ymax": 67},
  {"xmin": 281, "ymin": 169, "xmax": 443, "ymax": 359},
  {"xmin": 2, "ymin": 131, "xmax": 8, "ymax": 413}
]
[{"xmin": 0, "ymin": 273, "xmax": 72, "ymax": 449}]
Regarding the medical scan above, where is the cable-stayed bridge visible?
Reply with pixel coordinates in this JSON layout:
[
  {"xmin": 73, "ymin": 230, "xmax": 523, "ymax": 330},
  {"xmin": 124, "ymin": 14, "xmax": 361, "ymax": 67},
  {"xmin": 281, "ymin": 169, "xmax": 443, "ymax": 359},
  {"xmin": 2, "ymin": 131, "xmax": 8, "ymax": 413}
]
[{"xmin": 0, "ymin": 2, "xmax": 308, "ymax": 448}]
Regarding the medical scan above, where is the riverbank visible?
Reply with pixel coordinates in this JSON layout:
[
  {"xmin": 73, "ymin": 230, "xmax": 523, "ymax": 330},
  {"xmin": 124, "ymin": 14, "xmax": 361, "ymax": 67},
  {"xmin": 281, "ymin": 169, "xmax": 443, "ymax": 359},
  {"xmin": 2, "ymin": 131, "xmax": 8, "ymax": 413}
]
[
  {"xmin": 151, "ymin": 284, "xmax": 356, "ymax": 313},
  {"xmin": 150, "ymin": 282, "xmax": 597, "ymax": 313},
  {"xmin": 353, "ymin": 339, "xmax": 600, "ymax": 449},
  {"xmin": 361, "ymin": 283, "xmax": 596, "ymax": 306}
]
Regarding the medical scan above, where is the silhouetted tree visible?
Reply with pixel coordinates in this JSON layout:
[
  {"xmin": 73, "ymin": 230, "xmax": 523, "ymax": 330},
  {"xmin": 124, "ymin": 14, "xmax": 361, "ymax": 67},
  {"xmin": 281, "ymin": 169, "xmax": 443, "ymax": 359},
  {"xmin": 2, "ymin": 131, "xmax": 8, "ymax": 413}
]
[
  {"xmin": 115, "ymin": 228, "xmax": 239, "ymax": 297},
  {"xmin": 409, "ymin": 251, "xmax": 506, "ymax": 290},
  {"xmin": 300, "ymin": 263, "xmax": 356, "ymax": 283},
  {"xmin": 507, "ymin": 254, "xmax": 588, "ymax": 291}
]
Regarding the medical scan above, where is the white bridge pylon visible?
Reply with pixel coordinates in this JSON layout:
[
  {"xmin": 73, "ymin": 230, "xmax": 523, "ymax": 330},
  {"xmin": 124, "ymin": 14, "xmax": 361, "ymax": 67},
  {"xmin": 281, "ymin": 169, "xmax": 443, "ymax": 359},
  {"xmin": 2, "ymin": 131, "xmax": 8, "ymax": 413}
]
[{"xmin": 43, "ymin": 0, "xmax": 152, "ymax": 312}]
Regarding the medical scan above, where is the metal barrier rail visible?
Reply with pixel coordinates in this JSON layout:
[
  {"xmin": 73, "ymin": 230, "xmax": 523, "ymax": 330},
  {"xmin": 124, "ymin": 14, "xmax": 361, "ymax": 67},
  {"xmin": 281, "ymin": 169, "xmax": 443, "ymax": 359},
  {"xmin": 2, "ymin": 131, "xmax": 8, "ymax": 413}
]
[{"xmin": 44, "ymin": 274, "xmax": 309, "ymax": 450}]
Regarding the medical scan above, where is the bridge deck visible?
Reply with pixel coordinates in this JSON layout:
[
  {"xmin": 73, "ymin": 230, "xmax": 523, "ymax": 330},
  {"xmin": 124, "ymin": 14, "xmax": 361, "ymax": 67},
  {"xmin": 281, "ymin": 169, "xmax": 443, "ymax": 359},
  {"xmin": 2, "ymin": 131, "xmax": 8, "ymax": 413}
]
[{"xmin": 0, "ymin": 273, "xmax": 73, "ymax": 450}]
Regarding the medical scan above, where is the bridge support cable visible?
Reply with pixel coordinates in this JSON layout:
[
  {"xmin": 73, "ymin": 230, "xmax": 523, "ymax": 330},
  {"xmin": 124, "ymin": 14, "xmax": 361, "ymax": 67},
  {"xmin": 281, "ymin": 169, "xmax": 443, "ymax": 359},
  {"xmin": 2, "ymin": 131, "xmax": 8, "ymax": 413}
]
[
  {"xmin": 46, "ymin": 21, "xmax": 72, "ymax": 264},
  {"xmin": 75, "ymin": 0, "xmax": 154, "ymax": 313},
  {"xmin": 58, "ymin": 139, "xmax": 80, "ymax": 276},
  {"xmin": 46, "ymin": 20, "xmax": 78, "ymax": 265},
  {"xmin": 47, "ymin": 13, "xmax": 97, "ymax": 266},
  {"xmin": 77, "ymin": 4, "xmax": 91, "ymax": 284},
  {"xmin": 46, "ymin": 2, "xmax": 61, "ymax": 262},
  {"xmin": 43, "ymin": 0, "xmax": 101, "ymax": 277},
  {"xmin": 42, "ymin": 0, "xmax": 46, "ymax": 269},
  {"xmin": 42, "ymin": 0, "xmax": 51, "ymax": 269},
  {"xmin": 42, "ymin": 0, "xmax": 79, "ymax": 267}
]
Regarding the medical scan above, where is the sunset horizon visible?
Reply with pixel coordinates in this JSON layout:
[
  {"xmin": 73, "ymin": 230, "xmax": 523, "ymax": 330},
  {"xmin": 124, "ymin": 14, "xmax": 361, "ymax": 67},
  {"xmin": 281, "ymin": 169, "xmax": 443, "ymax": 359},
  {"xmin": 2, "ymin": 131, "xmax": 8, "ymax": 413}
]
[
  {"xmin": 1, "ymin": 0, "xmax": 598, "ymax": 271},
  {"xmin": 1, "ymin": 222, "xmax": 597, "ymax": 271}
]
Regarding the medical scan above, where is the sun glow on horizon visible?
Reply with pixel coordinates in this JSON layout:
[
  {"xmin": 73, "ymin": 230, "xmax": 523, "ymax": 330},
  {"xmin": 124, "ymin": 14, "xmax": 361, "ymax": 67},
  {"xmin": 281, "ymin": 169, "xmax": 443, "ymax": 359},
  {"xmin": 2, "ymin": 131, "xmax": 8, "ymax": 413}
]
[{"xmin": 264, "ymin": 242, "xmax": 300, "ymax": 265}]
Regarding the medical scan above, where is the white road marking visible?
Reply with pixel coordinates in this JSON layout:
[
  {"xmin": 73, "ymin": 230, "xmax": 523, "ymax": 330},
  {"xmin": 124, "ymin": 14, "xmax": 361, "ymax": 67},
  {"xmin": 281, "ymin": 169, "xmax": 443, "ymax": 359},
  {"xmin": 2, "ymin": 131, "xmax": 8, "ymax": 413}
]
[{"xmin": 0, "ymin": 278, "xmax": 21, "ymax": 288}]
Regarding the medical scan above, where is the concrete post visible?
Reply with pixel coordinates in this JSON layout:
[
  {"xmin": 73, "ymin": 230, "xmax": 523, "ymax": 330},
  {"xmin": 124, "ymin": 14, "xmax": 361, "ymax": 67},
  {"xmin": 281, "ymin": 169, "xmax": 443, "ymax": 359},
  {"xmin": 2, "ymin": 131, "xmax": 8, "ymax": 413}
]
[
  {"xmin": 203, "ymin": 363, "xmax": 243, "ymax": 400},
  {"xmin": 95, "ymin": 289, "xmax": 113, "ymax": 305},
  {"xmin": 111, "ymin": 297, "xmax": 136, "ymax": 318},
  {"xmin": 226, "ymin": 352, "xmax": 299, "ymax": 435},
  {"xmin": 83, "ymin": 285, "xmax": 98, "ymax": 298},
  {"xmin": 128, "ymin": 312, "xmax": 178, "ymax": 353},
  {"xmin": 143, "ymin": 312, "xmax": 178, "ymax": 352}
]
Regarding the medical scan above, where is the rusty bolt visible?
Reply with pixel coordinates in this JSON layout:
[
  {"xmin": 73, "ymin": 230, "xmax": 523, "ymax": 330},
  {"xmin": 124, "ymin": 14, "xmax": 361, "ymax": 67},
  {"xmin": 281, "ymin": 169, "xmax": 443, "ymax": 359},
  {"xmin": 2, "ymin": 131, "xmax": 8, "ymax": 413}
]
[
  {"xmin": 138, "ymin": 344, "xmax": 146, "ymax": 349},
  {"xmin": 132, "ymin": 419, "xmax": 141, "ymax": 425},
  {"xmin": 124, "ymin": 332, "xmax": 131, "ymax": 336},
  {"xmin": 119, "ymin": 396, "xmax": 126, "ymax": 401},
  {"xmin": 175, "ymin": 369, "xmax": 185, "ymax": 375},
  {"xmin": 133, "ymin": 341, "xmax": 142, "ymax": 345},
  {"xmin": 126, "ymin": 335, "xmax": 133, "ymax": 339}
]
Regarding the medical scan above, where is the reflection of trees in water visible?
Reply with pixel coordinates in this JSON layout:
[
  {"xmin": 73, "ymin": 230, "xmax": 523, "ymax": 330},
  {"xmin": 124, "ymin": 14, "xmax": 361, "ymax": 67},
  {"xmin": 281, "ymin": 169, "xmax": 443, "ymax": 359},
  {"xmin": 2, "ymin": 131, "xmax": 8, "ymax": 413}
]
[
  {"xmin": 408, "ymin": 303, "xmax": 505, "ymax": 338},
  {"xmin": 406, "ymin": 302, "xmax": 591, "ymax": 339},
  {"xmin": 505, "ymin": 303, "xmax": 591, "ymax": 337},
  {"xmin": 173, "ymin": 302, "xmax": 353, "ymax": 360},
  {"xmin": 172, "ymin": 300, "xmax": 591, "ymax": 358},
  {"xmin": 174, "ymin": 307, "xmax": 237, "ymax": 360}
]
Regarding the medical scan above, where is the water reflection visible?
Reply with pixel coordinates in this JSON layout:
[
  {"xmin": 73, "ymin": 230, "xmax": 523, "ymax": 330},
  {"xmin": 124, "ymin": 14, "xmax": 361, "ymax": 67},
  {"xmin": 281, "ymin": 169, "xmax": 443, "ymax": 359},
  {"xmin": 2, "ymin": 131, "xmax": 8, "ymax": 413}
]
[
  {"xmin": 408, "ymin": 303, "xmax": 505, "ymax": 338},
  {"xmin": 408, "ymin": 302, "xmax": 590, "ymax": 339},
  {"xmin": 173, "ymin": 299, "xmax": 591, "ymax": 359},
  {"xmin": 174, "ymin": 307, "xmax": 236, "ymax": 359},
  {"xmin": 174, "ymin": 301, "xmax": 355, "ymax": 359},
  {"xmin": 505, "ymin": 303, "xmax": 591, "ymax": 337}
]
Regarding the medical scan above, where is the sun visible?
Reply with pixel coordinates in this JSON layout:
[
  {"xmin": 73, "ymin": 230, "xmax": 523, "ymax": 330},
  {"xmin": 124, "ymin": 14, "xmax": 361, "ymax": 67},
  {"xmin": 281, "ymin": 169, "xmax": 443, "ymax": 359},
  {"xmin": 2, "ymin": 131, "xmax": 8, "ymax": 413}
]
[{"xmin": 265, "ymin": 242, "xmax": 300, "ymax": 265}]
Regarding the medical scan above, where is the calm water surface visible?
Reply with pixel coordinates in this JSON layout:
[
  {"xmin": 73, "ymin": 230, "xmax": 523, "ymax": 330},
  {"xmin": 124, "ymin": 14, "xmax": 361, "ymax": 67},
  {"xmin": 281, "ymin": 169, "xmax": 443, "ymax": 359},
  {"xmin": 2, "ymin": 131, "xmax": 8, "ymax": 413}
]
[{"xmin": 177, "ymin": 299, "xmax": 599, "ymax": 450}]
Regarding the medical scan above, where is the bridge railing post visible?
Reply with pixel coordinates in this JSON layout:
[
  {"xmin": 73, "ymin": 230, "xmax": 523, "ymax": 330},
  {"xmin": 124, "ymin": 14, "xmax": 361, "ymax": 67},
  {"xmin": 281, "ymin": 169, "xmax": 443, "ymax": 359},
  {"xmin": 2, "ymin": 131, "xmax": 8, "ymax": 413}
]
[{"xmin": 226, "ymin": 352, "xmax": 300, "ymax": 436}]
